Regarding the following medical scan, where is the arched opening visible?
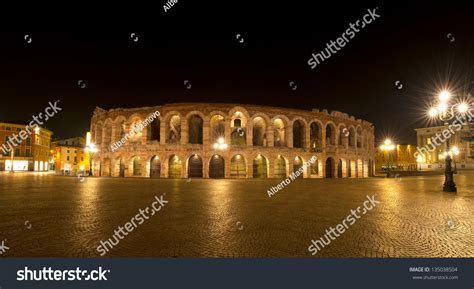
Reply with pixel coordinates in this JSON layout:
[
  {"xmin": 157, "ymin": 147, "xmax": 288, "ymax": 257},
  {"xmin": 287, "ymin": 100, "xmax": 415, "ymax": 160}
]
[
  {"xmin": 210, "ymin": 115, "xmax": 225, "ymax": 144},
  {"xmin": 132, "ymin": 156, "xmax": 142, "ymax": 176},
  {"xmin": 357, "ymin": 159, "xmax": 363, "ymax": 177},
  {"xmin": 168, "ymin": 155, "xmax": 182, "ymax": 178},
  {"xmin": 293, "ymin": 120, "xmax": 305, "ymax": 148},
  {"xmin": 337, "ymin": 159, "xmax": 343, "ymax": 178},
  {"xmin": 188, "ymin": 115, "xmax": 203, "ymax": 144},
  {"xmin": 113, "ymin": 118, "xmax": 126, "ymax": 143},
  {"xmin": 368, "ymin": 159, "xmax": 374, "ymax": 177},
  {"xmin": 338, "ymin": 127, "xmax": 347, "ymax": 146},
  {"xmin": 293, "ymin": 156, "xmax": 304, "ymax": 178},
  {"xmin": 274, "ymin": 155, "xmax": 287, "ymax": 178},
  {"xmin": 129, "ymin": 117, "xmax": 144, "ymax": 143},
  {"xmin": 148, "ymin": 118, "xmax": 160, "ymax": 141},
  {"xmin": 273, "ymin": 118, "xmax": 286, "ymax": 147},
  {"xmin": 310, "ymin": 160, "xmax": 319, "ymax": 176},
  {"xmin": 103, "ymin": 121, "xmax": 113, "ymax": 146},
  {"xmin": 310, "ymin": 122, "xmax": 322, "ymax": 151},
  {"xmin": 187, "ymin": 154, "xmax": 203, "ymax": 178},
  {"xmin": 167, "ymin": 115, "xmax": 181, "ymax": 144},
  {"xmin": 325, "ymin": 157, "xmax": 335, "ymax": 178},
  {"xmin": 363, "ymin": 160, "xmax": 369, "ymax": 178},
  {"xmin": 209, "ymin": 155, "xmax": 225, "ymax": 178},
  {"xmin": 253, "ymin": 154, "xmax": 268, "ymax": 178},
  {"xmin": 230, "ymin": 154, "xmax": 246, "ymax": 177},
  {"xmin": 103, "ymin": 158, "xmax": 111, "ymax": 177},
  {"xmin": 252, "ymin": 117, "xmax": 267, "ymax": 146},
  {"xmin": 115, "ymin": 157, "xmax": 125, "ymax": 177},
  {"xmin": 231, "ymin": 112, "xmax": 247, "ymax": 146},
  {"xmin": 150, "ymin": 156, "xmax": 161, "ymax": 178},
  {"xmin": 350, "ymin": 160, "xmax": 357, "ymax": 178},
  {"xmin": 347, "ymin": 160, "xmax": 352, "ymax": 178},
  {"xmin": 349, "ymin": 127, "xmax": 356, "ymax": 147},
  {"xmin": 325, "ymin": 124, "xmax": 336, "ymax": 145},
  {"xmin": 92, "ymin": 160, "xmax": 101, "ymax": 176},
  {"xmin": 95, "ymin": 124, "xmax": 103, "ymax": 145},
  {"xmin": 356, "ymin": 127, "xmax": 363, "ymax": 148}
]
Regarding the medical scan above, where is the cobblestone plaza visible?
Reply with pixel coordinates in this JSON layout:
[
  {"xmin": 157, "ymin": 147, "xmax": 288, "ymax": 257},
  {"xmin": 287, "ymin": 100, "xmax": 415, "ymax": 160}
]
[{"xmin": 1, "ymin": 172, "xmax": 473, "ymax": 257}]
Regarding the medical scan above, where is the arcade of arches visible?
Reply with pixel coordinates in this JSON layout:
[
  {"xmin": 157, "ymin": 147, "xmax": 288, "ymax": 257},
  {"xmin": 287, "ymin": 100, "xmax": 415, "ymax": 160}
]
[{"xmin": 90, "ymin": 103, "xmax": 375, "ymax": 178}]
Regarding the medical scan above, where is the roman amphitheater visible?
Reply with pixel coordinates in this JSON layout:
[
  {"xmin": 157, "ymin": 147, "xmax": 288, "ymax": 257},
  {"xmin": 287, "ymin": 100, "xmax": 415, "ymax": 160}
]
[{"xmin": 90, "ymin": 103, "xmax": 375, "ymax": 179}]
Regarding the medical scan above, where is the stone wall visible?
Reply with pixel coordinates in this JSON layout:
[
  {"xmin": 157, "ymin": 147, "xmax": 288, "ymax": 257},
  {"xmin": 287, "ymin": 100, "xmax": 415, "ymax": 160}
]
[{"xmin": 89, "ymin": 103, "xmax": 375, "ymax": 178}]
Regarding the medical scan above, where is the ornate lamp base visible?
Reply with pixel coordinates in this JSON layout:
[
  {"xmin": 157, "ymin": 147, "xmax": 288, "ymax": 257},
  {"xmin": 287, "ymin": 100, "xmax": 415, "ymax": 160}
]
[{"xmin": 443, "ymin": 156, "xmax": 457, "ymax": 193}]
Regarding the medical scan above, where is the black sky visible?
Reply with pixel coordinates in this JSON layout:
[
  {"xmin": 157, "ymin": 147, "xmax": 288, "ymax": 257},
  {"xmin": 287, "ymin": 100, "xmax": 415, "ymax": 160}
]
[{"xmin": 1, "ymin": 1, "xmax": 473, "ymax": 143}]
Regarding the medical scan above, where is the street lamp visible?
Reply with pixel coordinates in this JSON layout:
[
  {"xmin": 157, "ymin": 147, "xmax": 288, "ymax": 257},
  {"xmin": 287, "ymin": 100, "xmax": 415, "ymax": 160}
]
[
  {"xmin": 427, "ymin": 90, "xmax": 471, "ymax": 192},
  {"xmin": 416, "ymin": 154, "xmax": 423, "ymax": 171},
  {"xmin": 439, "ymin": 146, "xmax": 460, "ymax": 173},
  {"xmin": 379, "ymin": 138, "xmax": 395, "ymax": 177},
  {"xmin": 85, "ymin": 143, "xmax": 98, "ymax": 176},
  {"xmin": 213, "ymin": 137, "xmax": 228, "ymax": 150}
]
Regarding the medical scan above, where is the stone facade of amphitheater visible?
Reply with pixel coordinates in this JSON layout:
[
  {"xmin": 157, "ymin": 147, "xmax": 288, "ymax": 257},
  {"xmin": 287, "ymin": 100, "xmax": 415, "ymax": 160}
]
[{"xmin": 89, "ymin": 103, "xmax": 375, "ymax": 179}]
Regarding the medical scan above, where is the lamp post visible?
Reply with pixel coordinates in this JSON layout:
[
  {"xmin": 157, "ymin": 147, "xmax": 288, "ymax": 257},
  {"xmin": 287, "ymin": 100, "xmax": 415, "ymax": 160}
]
[
  {"xmin": 213, "ymin": 137, "xmax": 228, "ymax": 150},
  {"xmin": 427, "ymin": 90, "xmax": 471, "ymax": 192},
  {"xmin": 379, "ymin": 139, "xmax": 395, "ymax": 177},
  {"xmin": 439, "ymin": 146, "xmax": 460, "ymax": 174},
  {"xmin": 416, "ymin": 154, "xmax": 423, "ymax": 171},
  {"xmin": 85, "ymin": 143, "xmax": 98, "ymax": 176}
]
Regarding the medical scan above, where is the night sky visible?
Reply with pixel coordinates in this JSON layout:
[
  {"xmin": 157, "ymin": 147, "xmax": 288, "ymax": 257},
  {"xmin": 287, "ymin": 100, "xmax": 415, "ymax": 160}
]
[{"xmin": 1, "ymin": 1, "xmax": 473, "ymax": 144}]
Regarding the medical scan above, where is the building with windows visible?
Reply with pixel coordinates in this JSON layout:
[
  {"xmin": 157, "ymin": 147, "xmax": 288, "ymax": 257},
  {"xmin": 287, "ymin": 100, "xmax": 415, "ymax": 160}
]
[
  {"xmin": 0, "ymin": 121, "xmax": 52, "ymax": 171},
  {"xmin": 51, "ymin": 137, "xmax": 89, "ymax": 175},
  {"xmin": 89, "ymin": 103, "xmax": 375, "ymax": 178},
  {"xmin": 415, "ymin": 123, "xmax": 474, "ymax": 170},
  {"xmin": 375, "ymin": 144, "xmax": 418, "ymax": 172}
]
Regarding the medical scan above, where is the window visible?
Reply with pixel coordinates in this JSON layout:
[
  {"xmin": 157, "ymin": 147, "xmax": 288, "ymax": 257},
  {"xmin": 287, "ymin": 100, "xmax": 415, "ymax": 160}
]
[
  {"xmin": 67, "ymin": 149, "xmax": 70, "ymax": 153},
  {"xmin": 74, "ymin": 156, "xmax": 77, "ymax": 162},
  {"xmin": 14, "ymin": 149, "xmax": 20, "ymax": 156},
  {"xmin": 81, "ymin": 157, "xmax": 84, "ymax": 161},
  {"xmin": 16, "ymin": 128, "xmax": 21, "ymax": 132},
  {"xmin": 74, "ymin": 150, "xmax": 77, "ymax": 154},
  {"xmin": 67, "ymin": 156, "xmax": 70, "ymax": 161},
  {"xmin": 25, "ymin": 149, "xmax": 30, "ymax": 157},
  {"xmin": 26, "ymin": 138, "xmax": 31, "ymax": 146},
  {"xmin": 4, "ymin": 136, "xmax": 9, "ymax": 142},
  {"xmin": 65, "ymin": 141, "xmax": 69, "ymax": 145},
  {"xmin": 6, "ymin": 127, "xmax": 11, "ymax": 131}
]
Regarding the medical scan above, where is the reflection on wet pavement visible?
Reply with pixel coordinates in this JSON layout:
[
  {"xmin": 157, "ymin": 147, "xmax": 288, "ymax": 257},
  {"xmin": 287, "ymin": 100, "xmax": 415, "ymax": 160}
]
[{"xmin": 1, "ymin": 172, "xmax": 473, "ymax": 257}]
